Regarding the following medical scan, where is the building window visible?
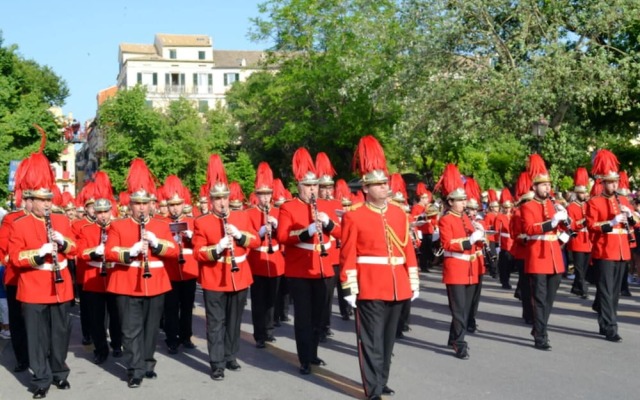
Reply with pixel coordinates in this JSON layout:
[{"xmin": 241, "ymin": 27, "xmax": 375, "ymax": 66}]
[
  {"xmin": 152, "ymin": 73, "xmax": 158, "ymax": 85},
  {"xmin": 224, "ymin": 73, "xmax": 240, "ymax": 86},
  {"xmin": 165, "ymin": 73, "xmax": 185, "ymax": 93},
  {"xmin": 145, "ymin": 100, "xmax": 153, "ymax": 107},
  {"xmin": 137, "ymin": 73, "xmax": 142, "ymax": 84},
  {"xmin": 169, "ymin": 49, "xmax": 177, "ymax": 59},
  {"xmin": 198, "ymin": 100, "xmax": 209, "ymax": 112},
  {"xmin": 198, "ymin": 51, "xmax": 206, "ymax": 60}
]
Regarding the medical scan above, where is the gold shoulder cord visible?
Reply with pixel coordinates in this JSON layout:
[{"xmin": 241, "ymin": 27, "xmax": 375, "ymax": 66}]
[{"xmin": 383, "ymin": 212, "xmax": 408, "ymax": 260}]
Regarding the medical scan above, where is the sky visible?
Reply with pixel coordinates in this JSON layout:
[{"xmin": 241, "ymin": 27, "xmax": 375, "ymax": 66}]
[{"xmin": 1, "ymin": 0, "xmax": 270, "ymax": 125}]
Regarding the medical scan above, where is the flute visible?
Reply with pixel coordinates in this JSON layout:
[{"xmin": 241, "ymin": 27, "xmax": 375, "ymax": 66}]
[
  {"xmin": 140, "ymin": 213, "xmax": 151, "ymax": 278},
  {"xmin": 99, "ymin": 223, "xmax": 108, "ymax": 276},
  {"xmin": 44, "ymin": 210, "xmax": 64, "ymax": 283},
  {"xmin": 263, "ymin": 204, "xmax": 275, "ymax": 254},
  {"xmin": 309, "ymin": 194, "xmax": 328, "ymax": 257},
  {"xmin": 221, "ymin": 207, "xmax": 240, "ymax": 272}
]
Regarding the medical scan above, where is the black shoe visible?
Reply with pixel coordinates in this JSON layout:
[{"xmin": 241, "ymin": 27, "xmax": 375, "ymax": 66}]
[
  {"xmin": 52, "ymin": 379, "xmax": 70, "ymax": 390},
  {"xmin": 620, "ymin": 289, "xmax": 632, "ymax": 297},
  {"xmin": 14, "ymin": 362, "xmax": 29, "ymax": 373},
  {"xmin": 226, "ymin": 360, "xmax": 241, "ymax": 371},
  {"xmin": 82, "ymin": 336, "xmax": 92, "ymax": 346},
  {"xmin": 210, "ymin": 368, "xmax": 225, "ymax": 380},
  {"xmin": 310, "ymin": 357, "xmax": 326, "ymax": 366},
  {"xmin": 93, "ymin": 353, "xmax": 108, "ymax": 365},
  {"xmin": 299, "ymin": 363, "xmax": 311, "ymax": 375},
  {"xmin": 382, "ymin": 385, "xmax": 395, "ymax": 395},
  {"xmin": 325, "ymin": 328, "xmax": 334, "ymax": 337},
  {"xmin": 341, "ymin": 314, "xmax": 350, "ymax": 321},
  {"xmin": 182, "ymin": 339, "xmax": 196, "ymax": 349},
  {"xmin": 605, "ymin": 334, "xmax": 622, "ymax": 343},
  {"xmin": 167, "ymin": 345, "xmax": 178, "ymax": 355},
  {"xmin": 402, "ymin": 325, "xmax": 411, "ymax": 332},
  {"xmin": 467, "ymin": 325, "xmax": 477, "ymax": 334},
  {"xmin": 266, "ymin": 335, "xmax": 277, "ymax": 342},
  {"xmin": 395, "ymin": 332, "xmax": 405, "ymax": 339},
  {"xmin": 524, "ymin": 318, "xmax": 534, "ymax": 325},
  {"xmin": 127, "ymin": 378, "xmax": 142, "ymax": 388},
  {"xmin": 145, "ymin": 371, "xmax": 157, "ymax": 379},
  {"xmin": 514, "ymin": 289, "xmax": 521, "ymax": 300},
  {"xmin": 256, "ymin": 340, "xmax": 266, "ymax": 349},
  {"xmin": 368, "ymin": 396, "xmax": 382, "ymax": 400},
  {"xmin": 599, "ymin": 327, "xmax": 606, "ymax": 336},
  {"xmin": 319, "ymin": 333, "xmax": 327, "ymax": 343},
  {"xmin": 534, "ymin": 341, "xmax": 552, "ymax": 351},
  {"xmin": 454, "ymin": 348, "xmax": 469, "ymax": 360},
  {"xmin": 273, "ymin": 320, "xmax": 282, "ymax": 327},
  {"xmin": 32, "ymin": 388, "xmax": 48, "ymax": 399},
  {"xmin": 501, "ymin": 283, "xmax": 512, "ymax": 289}
]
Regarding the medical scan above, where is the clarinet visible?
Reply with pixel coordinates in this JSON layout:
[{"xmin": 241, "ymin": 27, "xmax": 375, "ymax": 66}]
[
  {"xmin": 44, "ymin": 210, "xmax": 64, "ymax": 283},
  {"xmin": 550, "ymin": 197, "xmax": 576, "ymax": 237},
  {"xmin": 99, "ymin": 223, "xmax": 108, "ymax": 276},
  {"xmin": 221, "ymin": 207, "xmax": 240, "ymax": 272},
  {"xmin": 614, "ymin": 193, "xmax": 636, "ymax": 244},
  {"xmin": 263, "ymin": 204, "xmax": 275, "ymax": 254},
  {"xmin": 468, "ymin": 212, "xmax": 497, "ymax": 263},
  {"xmin": 140, "ymin": 213, "xmax": 151, "ymax": 278},
  {"xmin": 172, "ymin": 216, "xmax": 186, "ymax": 265},
  {"xmin": 309, "ymin": 194, "xmax": 328, "ymax": 257}
]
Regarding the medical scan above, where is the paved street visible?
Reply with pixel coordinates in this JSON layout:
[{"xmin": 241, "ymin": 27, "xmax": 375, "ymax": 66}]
[{"xmin": 1, "ymin": 270, "xmax": 638, "ymax": 400}]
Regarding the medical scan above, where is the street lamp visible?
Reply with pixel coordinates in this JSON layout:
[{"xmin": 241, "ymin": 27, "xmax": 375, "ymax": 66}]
[{"xmin": 531, "ymin": 116, "xmax": 549, "ymax": 154}]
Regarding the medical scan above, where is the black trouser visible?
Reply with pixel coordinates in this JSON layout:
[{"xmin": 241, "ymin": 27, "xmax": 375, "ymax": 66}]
[
  {"xmin": 498, "ymin": 250, "xmax": 515, "ymax": 287},
  {"xmin": 274, "ymin": 277, "xmax": 290, "ymax": 321},
  {"xmin": 6, "ymin": 284, "xmax": 29, "ymax": 367},
  {"xmin": 529, "ymin": 273, "xmax": 561, "ymax": 345},
  {"xmin": 163, "ymin": 279, "xmax": 197, "ymax": 348},
  {"xmin": 467, "ymin": 276, "xmax": 482, "ymax": 330},
  {"xmin": 203, "ymin": 288, "xmax": 247, "ymax": 369},
  {"xmin": 515, "ymin": 260, "xmax": 533, "ymax": 323},
  {"xmin": 332, "ymin": 264, "xmax": 351, "ymax": 317},
  {"xmin": 356, "ymin": 300, "xmax": 404, "ymax": 399},
  {"xmin": 250, "ymin": 275, "xmax": 281, "ymax": 342},
  {"xmin": 115, "ymin": 294, "xmax": 164, "ymax": 380},
  {"xmin": 571, "ymin": 251, "xmax": 591, "ymax": 295},
  {"xmin": 288, "ymin": 277, "xmax": 330, "ymax": 365},
  {"xmin": 446, "ymin": 284, "xmax": 476, "ymax": 352},
  {"xmin": 23, "ymin": 302, "xmax": 71, "ymax": 391},
  {"xmin": 85, "ymin": 291, "xmax": 122, "ymax": 357},
  {"xmin": 78, "ymin": 284, "xmax": 91, "ymax": 340},
  {"xmin": 396, "ymin": 300, "xmax": 411, "ymax": 336},
  {"xmin": 419, "ymin": 234, "xmax": 434, "ymax": 271},
  {"xmin": 594, "ymin": 259, "xmax": 625, "ymax": 337},
  {"xmin": 322, "ymin": 268, "xmax": 338, "ymax": 331},
  {"xmin": 621, "ymin": 261, "xmax": 630, "ymax": 293},
  {"xmin": 488, "ymin": 242, "xmax": 498, "ymax": 276}
]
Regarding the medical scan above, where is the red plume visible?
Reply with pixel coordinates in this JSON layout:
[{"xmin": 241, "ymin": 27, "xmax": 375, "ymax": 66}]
[
  {"xmin": 591, "ymin": 179, "xmax": 603, "ymax": 196},
  {"xmin": 119, "ymin": 191, "xmax": 130, "ymax": 206},
  {"xmin": 335, "ymin": 179, "xmax": 352, "ymax": 205},
  {"xmin": 619, "ymin": 171, "xmax": 630, "ymax": 190},
  {"xmin": 126, "ymin": 158, "xmax": 156, "ymax": 196},
  {"xmin": 500, "ymin": 187, "xmax": 513, "ymax": 206},
  {"xmin": 205, "ymin": 154, "xmax": 228, "ymax": 192},
  {"xmin": 292, "ymin": 148, "xmax": 317, "ymax": 182},
  {"xmin": 591, "ymin": 149, "xmax": 619, "ymax": 179},
  {"xmin": 22, "ymin": 153, "xmax": 55, "ymax": 195},
  {"xmin": 487, "ymin": 188, "xmax": 498, "ymax": 205},
  {"xmin": 61, "ymin": 192, "xmax": 75, "ymax": 209},
  {"xmin": 465, "ymin": 177, "xmax": 481, "ymax": 204},
  {"xmin": 272, "ymin": 178, "xmax": 287, "ymax": 202},
  {"xmin": 32, "ymin": 124, "xmax": 48, "ymax": 153},
  {"xmin": 254, "ymin": 162, "xmax": 274, "ymax": 192},
  {"xmin": 315, "ymin": 152, "xmax": 336, "ymax": 180},
  {"xmin": 93, "ymin": 171, "xmax": 115, "ymax": 203},
  {"xmin": 352, "ymin": 135, "xmax": 388, "ymax": 177},
  {"xmin": 515, "ymin": 172, "xmax": 533, "ymax": 200},
  {"xmin": 163, "ymin": 175, "xmax": 186, "ymax": 203},
  {"xmin": 573, "ymin": 167, "xmax": 589, "ymax": 188},
  {"xmin": 389, "ymin": 173, "xmax": 408, "ymax": 203},
  {"xmin": 416, "ymin": 182, "xmax": 431, "ymax": 198},
  {"xmin": 435, "ymin": 164, "xmax": 464, "ymax": 198},
  {"xmin": 249, "ymin": 192, "xmax": 259, "ymax": 206},
  {"xmin": 527, "ymin": 154, "xmax": 550, "ymax": 183},
  {"xmin": 352, "ymin": 190, "xmax": 364, "ymax": 204},
  {"xmin": 229, "ymin": 182, "xmax": 245, "ymax": 204}
]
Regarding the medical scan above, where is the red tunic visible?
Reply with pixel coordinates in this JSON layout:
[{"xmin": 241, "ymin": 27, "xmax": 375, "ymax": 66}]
[
  {"xmin": 105, "ymin": 217, "xmax": 178, "ymax": 296},
  {"xmin": 567, "ymin": 200, "xmax": 592, "ymax": 253},
  {"xmin": 245, "ymin": 206, "xmax": 285, "ymax": 278},
  {"xmin": 340, "ymin": 202, "xmax": 418, "ymax": 301},
  {"xmin": 494, "ymin": 213, "xmax": 514, "ymax": 252},
  {"xmin": 276, "ymin": 198, "xmax": 341, "ymax": 279},
  {"xmin": 509, "ymin": 208, "xmax": 527, "ymax": 261},
  {"xmin": 164, "ymin": 216, "xmax": 199, "ymax": 281},
  {"xmin": 0, "ymin": 209, "xmax": 28, "ymax": 286},
  {"xmin": 8, "ymin": 213, "xmax": 76, "ymax": 303},
  {"xmin": 521, "ymin": 198, "xmax": 566, "ymax": 274},
  {"xmin": 438, "ymin": 211, "xmax": 484, "ymax": 285},
  {"xmin": 484, "ymin": 211, "xmax": 499, "ymax": 243},
  {"xmin": 193, "ymin": 210, "xmax": 260, "ymax": 292},
  {"xmin": 586, "ymin": 194, "xmax": 633, "ymax": 261},
  {"xmin": 77, "ymin": 221, "xmax": 112, "ymax": 293},
  {"xmin": 72, "ymin": 216, "xmax": 96, "ymax": 284},
  {"xmin": 320, "ymin": 198, "xmax": 342, "ymax": 267}
]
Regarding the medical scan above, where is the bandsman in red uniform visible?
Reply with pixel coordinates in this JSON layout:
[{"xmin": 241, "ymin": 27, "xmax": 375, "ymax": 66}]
[
  {"xmin": 567, "ymin": 167, "xmax": 592, "ymax": 299},
  {"xmin": 333, "ymin": 178, "xmax": 354, "ymax": 321},
  {"xmin": 277, "ymin": 148, "xmax": 341, "ymax": 375},
  {"xmin": 192, "ymin": 155, "xmax": 260, "ymax": 381},
  {"xmin": 340, "ymin": 136, "xmax": 419, "ymax": 400},
  {"xmin": 228, "ymin": 182, "xmax": 246, "ymax": 211},
  {"xmin": 8, "ymin": 128, "xmax": 76, "ymax": 398},
  {"xmin": 521, "ymin": 154, "xmax": 569, "ymax": 350},
  {"xmin": 411, "ymin": 183, "xmax": 434, "ymax": 272},
  {"xmin": 272, "ymin": 178, "xmax": 292, "ymax": 325},
  {"xmin": 484, "ymin": 189, "xmax": 500, "ymax": 278},
  {"xmin": 586, "ymin": 150, "xmax": 637, "ymax": 342},
  {"xmin": 246, "ymin": 162, "xmax": 285, "ymax": 348},
  {"xmin": 160, "ymin": 176, "xmax": 199, "ymax": 354},
  {"xmin": 512, "ymin": 172, "xmax": 535, "ymax": 324},
  {"xmin": 495, "ymin": 188, "xmax": 515, "ymax": 289},
  {"xmin": 617, "ymin": 171, "xmax": 635, "ymax": 297},
  {"xmin": 105, "ymin": 159, "xmax": 178, "ymax": 388},
  {"xmin": 436, "ymin": 164, "xmax": 484, "ymax": 360}
]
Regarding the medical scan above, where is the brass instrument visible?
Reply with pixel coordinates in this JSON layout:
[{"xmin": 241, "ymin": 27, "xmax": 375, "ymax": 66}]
[
  {"xmin": 99, "ymin": 223, "xmax": 108, "ymax": 276},
  {"xmin": 44, "ymin": 210, "xmax": 64, "ymax": 283},
  {"xmin": 221, "ymin": 207, "xmax": 240, "ymax": 272},
  {"xmin": 263, "ymin": 204, "xmax": 275, "ymax": 254},
  {"xmin": 614, "ymin": 193, "xmax": 636, "ymax": 244},
  {"xmin": 309, "ymin": 193, "xmax": 328, "ymax": 257},
  {"xmin": 140, "ymin": 213, "xmax": 151, "ymax": 279}
]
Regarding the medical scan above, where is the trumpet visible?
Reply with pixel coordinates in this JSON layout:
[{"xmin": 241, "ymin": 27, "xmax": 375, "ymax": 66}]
[
  {"xmin": 221, "ymin": 207, "xmax": 240, "ymax": 272},
  {"xmin": 44, "ymin": 210, "xmax": 64, "ymax": 283},
  {"xmin": 309, "ymin": 194, "xmax": 328, "ymax": 257},
  {"xmin": 263, "ymin": 204, "xmax": 275, "ymax": 254},
  {"xmin": 140, "ymin": 213, "xmax": 151, "ymax": 279}
]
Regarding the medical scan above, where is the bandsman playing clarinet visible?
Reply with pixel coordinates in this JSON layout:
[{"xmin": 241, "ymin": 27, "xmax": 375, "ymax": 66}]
[
  {"xmin": 105, "ymin": 159, "xmax": 178, "ymax": 388},
  {"xmin": 567, "ymin": 167, "xmax": 592, "ymax": 299}
]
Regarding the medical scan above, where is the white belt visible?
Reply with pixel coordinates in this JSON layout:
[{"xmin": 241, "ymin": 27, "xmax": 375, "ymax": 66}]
[
  {"xmin": 217, "ymin": 254, "xmax": 247, "ymax": 264},
  {"xmin": 443, "ymin": 251, "xmax": 481, "ymax": 261},
  {"xmin": 87, "ymin": 261, "xmax": 114, "ymax": 269},
  {"xmin": 33, "ymin": 259, "xmax": 68, "ymax": 271},
  {"xmin": 116, "ymin": 260, "xmax": 164, "ymax": 268},
  {"xmin": 500, "ymin": 233, "xmax": 511, "ymax": 238},
  {"xmin": 607, "ymin": 228, "xmax": 629, "ymax": 235},
  {"xmin": 356, "ymin": 256, "xmax": 406, "ymax": 265},
  {"xmin": 528, "ymin": 234, "xmax": 558, "ymax": 241},
  {"xmin": 181, "ymin": 248, "xmax": 193, "ymax": 255},
  {"xmin": 579, "ymin": 228, "xmax": 588, "ymax": 232},
  {"xmin": 294, "ymin": 241, "xmax": 332, "ymax": 252},
  {"xmin": 256, "ymin": 245, "xmax": 280, "ymax": 253}
]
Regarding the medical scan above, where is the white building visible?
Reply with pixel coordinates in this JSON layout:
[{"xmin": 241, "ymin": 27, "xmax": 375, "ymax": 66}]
[{"xmin": 117, "ymin": 33, "xmax": 268, "ymax": 111}]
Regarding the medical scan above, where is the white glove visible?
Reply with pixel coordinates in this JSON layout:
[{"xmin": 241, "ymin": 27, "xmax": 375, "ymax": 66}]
[
  {"xmin": 411, "ymin": 291, "xmax": 419, "ymax": 301},
  {"xmin": 552, "ymin": 210, "xmax": 568, "ymax": 226},
  {"xmin": 558, "ymin": 232, "xmax": 570, "ymax": 243},
  {"xmin": 611, "ymin": 214, "xmax": 626, "ymax": 225},
  {"xmin": 308, "ymin": 223, "xmax": 318, "ymax": 236},
  {"xmin": 216, "ymin": 236, "xmax": 232, "ymax": 254},
  {"xmin": 226, "ymin": 224, "xmax": 242, "ymax": 239},
  {"xmin": 183, "ymin": 230, "xmax": 193, "ymax": 239},
  {"xmin": 51, "ymin": 231, "xmax": 65, "ymax": 245},
  {"xmin": 495, "ymin": 246, "xmax": 501, "ymax": 255},
  {"xmin": 317, "ymin": 212, "xmax": 330, "ymax": 227},
  {"xmin": 469, "ymin": 230, "xmax": 484, "ymax": 244},
  {"xmin": 38, "ymin": 243, "xmax": 54, "ymax": 257},
  {"xmin": 432, "ymin": 230, "xmax": 440, "ymax": 242},
  {"xmin": 259, "ymin": 225, "xmax": 268, "ymax": 238},
  {"xmin": 95, "ymin": 244, "xmax": 105, "ymax": 256},
  {"xmin": 143, "ymin": 231, "xmax": 159, "ymax": 248},
  {"xmin": 620, "ymin": 205, "xmax": 632, "ymax": 216},
  {"xmin": 129, "ymin": 241, "xmax": 144, "ymax": 257},
  {"xmin": 344, "ymin": 294, "xmax": 357, "ymax": 309},
  {"xmin": 267, "ymin": 216, "xmax": 278, "ymax": 229}
]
